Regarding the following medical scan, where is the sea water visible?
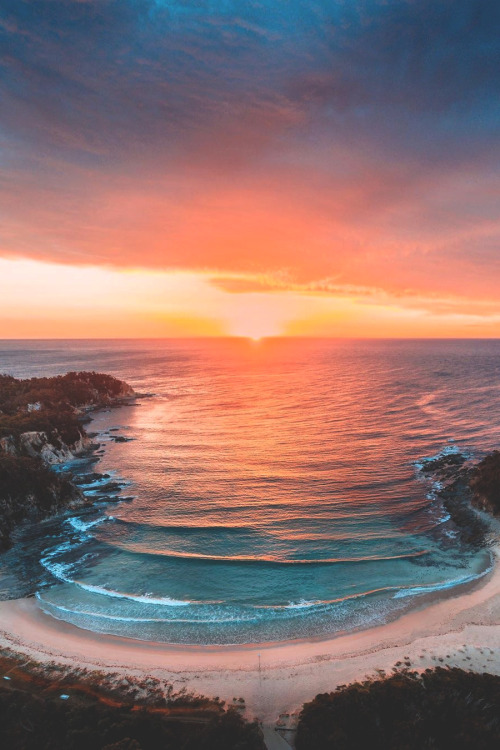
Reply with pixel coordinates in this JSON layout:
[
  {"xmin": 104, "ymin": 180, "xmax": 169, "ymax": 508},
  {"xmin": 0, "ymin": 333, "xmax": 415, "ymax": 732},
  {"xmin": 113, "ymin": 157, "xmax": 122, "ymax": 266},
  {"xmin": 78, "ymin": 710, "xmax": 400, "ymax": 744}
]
[{"xmin": 0, "ymin": 338, "xmax": 498, "ymax": 644}]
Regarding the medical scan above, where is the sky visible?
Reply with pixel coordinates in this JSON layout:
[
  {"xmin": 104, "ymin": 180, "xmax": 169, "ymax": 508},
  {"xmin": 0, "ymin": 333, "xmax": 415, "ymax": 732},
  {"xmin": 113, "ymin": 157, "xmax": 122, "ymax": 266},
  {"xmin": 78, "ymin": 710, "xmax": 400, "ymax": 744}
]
[{"xmin": 1, "ymin": 0, "xmax": 499, "ymax": 338}]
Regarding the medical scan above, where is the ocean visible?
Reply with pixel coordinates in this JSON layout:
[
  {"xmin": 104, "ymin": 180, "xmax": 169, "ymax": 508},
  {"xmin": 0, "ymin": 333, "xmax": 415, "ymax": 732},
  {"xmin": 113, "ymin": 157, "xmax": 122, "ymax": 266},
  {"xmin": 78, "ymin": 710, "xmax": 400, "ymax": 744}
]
[{"xmin": 0, "ymin": 338, "xmax": 498, "ymax": 644}]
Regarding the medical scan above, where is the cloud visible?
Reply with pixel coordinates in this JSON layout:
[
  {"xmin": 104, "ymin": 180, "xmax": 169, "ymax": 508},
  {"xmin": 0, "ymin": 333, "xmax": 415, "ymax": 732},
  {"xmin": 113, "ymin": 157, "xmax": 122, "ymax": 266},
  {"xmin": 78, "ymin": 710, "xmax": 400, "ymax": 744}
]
[
  {"xmin": 0, "ymin": 0, "xmax": 499, "ymax": 310},
  {"xmin": 208, "ymin": 270, "xmax": 500, "ymax": 320}
]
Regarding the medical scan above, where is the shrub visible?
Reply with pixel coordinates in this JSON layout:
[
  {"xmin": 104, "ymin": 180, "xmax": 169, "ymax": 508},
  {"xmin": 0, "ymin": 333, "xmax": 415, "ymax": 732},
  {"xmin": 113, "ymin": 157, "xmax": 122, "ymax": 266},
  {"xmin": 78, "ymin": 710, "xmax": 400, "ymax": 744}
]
[{"xmin": 296, "ymin": 668, "xmax": 500, "ymax": 750}]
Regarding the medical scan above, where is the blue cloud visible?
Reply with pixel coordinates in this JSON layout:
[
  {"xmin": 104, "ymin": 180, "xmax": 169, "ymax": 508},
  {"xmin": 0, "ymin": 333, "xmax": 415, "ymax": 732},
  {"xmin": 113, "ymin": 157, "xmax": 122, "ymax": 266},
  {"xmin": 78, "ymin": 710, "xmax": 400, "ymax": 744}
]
[
  {"xmin": 0, "ymin": 0, "xmax": 499, "ymax": 287},
  {"xmin": 1, "ymin": 0, "xmax": 497, "ymax": 166}
]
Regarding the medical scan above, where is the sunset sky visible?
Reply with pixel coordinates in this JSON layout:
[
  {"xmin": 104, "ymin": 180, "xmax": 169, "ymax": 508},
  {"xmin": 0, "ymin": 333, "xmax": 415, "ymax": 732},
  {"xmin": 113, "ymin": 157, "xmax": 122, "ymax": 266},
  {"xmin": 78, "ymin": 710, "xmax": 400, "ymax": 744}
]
[{"xmin": 1, "ymin": 1, "xmax": 499, "ymax": 338}]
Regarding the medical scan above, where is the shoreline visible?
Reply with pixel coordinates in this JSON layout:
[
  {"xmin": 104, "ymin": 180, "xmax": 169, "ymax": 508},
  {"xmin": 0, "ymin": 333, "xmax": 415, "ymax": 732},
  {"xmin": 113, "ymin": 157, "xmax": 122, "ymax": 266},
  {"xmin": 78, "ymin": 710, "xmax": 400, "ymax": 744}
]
[
  {"xmin": 32, "ymin": 420, "xmax": 497, "ymax": 650},
  {"xmin": 1, "ymin": 543, "xmax": 499, "ymax": 722},
  {"xmin": 2, "ymin": 376, "xmax": 500, "ymax": 724},
  {"xmin": 34, "ymin": 542, "xmax": 495, "ymax": 650},
  {"xmin": 0, "ymin": 371, "xmax": 137, "ymax": 552}
]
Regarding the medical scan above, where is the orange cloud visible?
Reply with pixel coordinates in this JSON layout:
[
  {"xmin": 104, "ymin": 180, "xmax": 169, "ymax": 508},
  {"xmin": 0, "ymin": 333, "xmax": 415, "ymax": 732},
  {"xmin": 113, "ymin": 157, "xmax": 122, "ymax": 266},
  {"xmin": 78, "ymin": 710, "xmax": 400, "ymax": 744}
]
[
  {"xmin": 1, "ymin": 258, "xmax": 500, "ymax": 340},
  {"xmin": 1, "ymin": 0, "xmax": 499, "ymax": 337}
]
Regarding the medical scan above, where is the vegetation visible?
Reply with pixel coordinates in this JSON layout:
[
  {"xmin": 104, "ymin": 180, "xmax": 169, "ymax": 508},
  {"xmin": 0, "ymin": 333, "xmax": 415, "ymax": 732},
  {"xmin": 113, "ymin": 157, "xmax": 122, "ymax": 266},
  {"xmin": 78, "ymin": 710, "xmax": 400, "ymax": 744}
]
[
  {"xmin": 0, "ymin": 453, "xmax": 82, "ymax": 550},
  {"xmin": 0, "ymin": 372, "xmax": 133, "ymax": 551},
  {"xmin": 0, "ymin": 684, "xmax": 264, "ymax": 750},
  {"xmin": 0, "ymin": 371, "xmax": 133, "ymax": 443},
  {"xmin": 419, "ymin": 451, "xmax": 492, "ymax": 548},
  {"xmin": 469, "ymin": 451, "xmax": 500, "ymax": 516},
  {"xmin": 296, "ymin": 668, "xmax": 500, "ymax": 750}
]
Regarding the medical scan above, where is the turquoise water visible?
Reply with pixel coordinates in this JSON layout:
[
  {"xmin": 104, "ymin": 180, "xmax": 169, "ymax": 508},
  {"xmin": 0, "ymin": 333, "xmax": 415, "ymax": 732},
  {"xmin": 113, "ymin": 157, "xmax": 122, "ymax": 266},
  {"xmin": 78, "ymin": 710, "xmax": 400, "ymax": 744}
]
[{"xmin": 0, "ymin": 338, "xmax": 498, "ymax": 643}]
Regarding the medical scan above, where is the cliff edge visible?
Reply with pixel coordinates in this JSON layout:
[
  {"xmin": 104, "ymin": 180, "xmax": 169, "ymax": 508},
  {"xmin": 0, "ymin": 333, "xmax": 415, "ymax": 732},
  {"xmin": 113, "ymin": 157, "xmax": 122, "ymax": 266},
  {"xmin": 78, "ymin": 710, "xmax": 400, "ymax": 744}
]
[{"xmin": 0, "ymin": 371, "xmax": 135, "ymax": 550}]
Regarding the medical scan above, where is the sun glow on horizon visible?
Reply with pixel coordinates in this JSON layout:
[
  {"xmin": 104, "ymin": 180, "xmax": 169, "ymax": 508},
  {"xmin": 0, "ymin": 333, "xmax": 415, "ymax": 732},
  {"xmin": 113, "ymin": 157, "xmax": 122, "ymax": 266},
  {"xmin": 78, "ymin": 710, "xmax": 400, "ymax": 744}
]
[
  {"xmin": 1, "ymin": 257, "xmax": 500, "ymax": 340},
  {"xmin": 223, "ymin": 292, "xmax": 306, "ymax": 339},
  {"xmin": 1, "ymin": 2, "xmax": 499, "ymax": 343}
]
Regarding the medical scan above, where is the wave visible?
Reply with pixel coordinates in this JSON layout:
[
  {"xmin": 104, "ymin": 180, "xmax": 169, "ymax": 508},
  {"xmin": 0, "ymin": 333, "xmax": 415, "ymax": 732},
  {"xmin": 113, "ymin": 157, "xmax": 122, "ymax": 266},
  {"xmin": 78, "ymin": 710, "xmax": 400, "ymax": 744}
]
[
  {"xmin": 107, "ymin": 516, "xmax": 416, "ymax": 544},
  {"xmin": 109, "ymin": 518, "xmax": 264, "ymax": 535},
  {"xmin": 255, "ymin": 587, "xmax": 403, "ymax": 610},
  {"xmin": 40, "ymin": 547, "xmax": 213, "ymax": 606},
  {"xmin": 38, "ymin": 584, "xmax": 396, "ymax": 617},
  {"xmin": 37, "ymin": 558, "xmax": 493, "ymax": 632},
  {"xmin": 36, "ymin": 597, "xmax": 261, "ymax": 625},
  {"xmin": 41, "ymin": 561, "xmax": 74, "ymax": 584},
  {"xmin": 67, "ymin": 515, "xmax": 111, "ymax": 532},
  {"xmin": 393, "ymin": 558, "xmax": 493, "ymax": 599},
  {"xmin": 40, "ymin": 545, "xmax": 76, "ymax": 584},
  {"xmin": 255, "ymin": 562, "xmax": 493, "ymax": 610},
  {"xmin": 35, "ymin": 597, "xmax": 177, "ymax": 623},
  {"xmin": 95, "ymin": 540, "xmax": 431, "ymax": 566},
  {"xmin": 70, "ymin": 581, "xmax": 194, "ymax": 607}
]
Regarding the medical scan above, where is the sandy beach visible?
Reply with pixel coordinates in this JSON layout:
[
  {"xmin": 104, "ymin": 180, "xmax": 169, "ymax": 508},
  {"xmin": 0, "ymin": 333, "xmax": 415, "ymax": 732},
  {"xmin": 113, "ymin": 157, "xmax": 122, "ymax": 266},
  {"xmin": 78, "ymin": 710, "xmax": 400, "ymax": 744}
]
[{"xmin": 1, "ymin": 545, "xmax": 500, "ymax": 725}]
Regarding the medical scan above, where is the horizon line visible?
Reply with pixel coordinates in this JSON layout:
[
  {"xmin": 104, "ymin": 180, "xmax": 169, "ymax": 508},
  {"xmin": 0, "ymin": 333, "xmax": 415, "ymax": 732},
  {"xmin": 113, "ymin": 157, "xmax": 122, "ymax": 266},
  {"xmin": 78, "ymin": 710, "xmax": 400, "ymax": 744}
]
[{"xmin": 1, "ymin": 336, "xmax": 500, "ymax": 342}]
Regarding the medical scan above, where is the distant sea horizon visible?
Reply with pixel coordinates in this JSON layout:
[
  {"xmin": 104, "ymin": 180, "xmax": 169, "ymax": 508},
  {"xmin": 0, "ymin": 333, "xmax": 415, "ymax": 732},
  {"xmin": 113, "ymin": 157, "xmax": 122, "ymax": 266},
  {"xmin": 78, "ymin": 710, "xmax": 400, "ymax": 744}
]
[{"xmin": 0, "ymin": 334, "xmax": 500, "ymax": 342}]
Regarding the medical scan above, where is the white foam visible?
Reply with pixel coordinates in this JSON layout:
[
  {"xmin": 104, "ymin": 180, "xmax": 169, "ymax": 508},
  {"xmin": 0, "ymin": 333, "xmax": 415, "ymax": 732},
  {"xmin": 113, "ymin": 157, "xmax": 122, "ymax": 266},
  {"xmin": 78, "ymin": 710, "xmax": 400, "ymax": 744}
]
[
  {"xmin": 413, "ymin": 444, "xmax": 468, "ymax": 472},
  {"xmin": 37, "ymin": 598, "xmax": 259, "ymax": 625},
  {"xmin": 40, "ymin": 558, "xmax": 74, "ymax": 584},
  {"xmin": 68, "ymin": 516, "xmax": 109, "ymax": 532},
  {"xmin": 40, "ymin": 539, "xmax": 84, "ymax": 583},
  {"xmin": 394, "ymin": 561, "xmax": 493, "ymax": 599},
  {"xmin": 72, "ymin": 581, "xmax": 192, "ymax": 607},
  {"xmin": 35, "ymin": 595, "xmax": 171, "ymax": 623},
  {"xmin": 283, "ymin": 599, "xmax": 320, "ymax": 609}
]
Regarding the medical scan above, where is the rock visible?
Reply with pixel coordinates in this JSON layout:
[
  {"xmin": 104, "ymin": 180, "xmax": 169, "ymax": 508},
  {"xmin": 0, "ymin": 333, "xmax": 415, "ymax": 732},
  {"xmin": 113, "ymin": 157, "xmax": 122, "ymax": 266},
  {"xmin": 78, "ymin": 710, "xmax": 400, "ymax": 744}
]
[
  {"xmin": 0, "ymin": 371, "xmax": 134, "ymax": 552},
  {"xmin": 18, "ymin": 431, "xmax": 92, "ymax": 464},
  {"xmin": 469, "ymin": 451, "xmax": 500, "ymax": 517},
  {"xmin": 0, "ymin": 436, "xmax": 16, "ymax": 456}
]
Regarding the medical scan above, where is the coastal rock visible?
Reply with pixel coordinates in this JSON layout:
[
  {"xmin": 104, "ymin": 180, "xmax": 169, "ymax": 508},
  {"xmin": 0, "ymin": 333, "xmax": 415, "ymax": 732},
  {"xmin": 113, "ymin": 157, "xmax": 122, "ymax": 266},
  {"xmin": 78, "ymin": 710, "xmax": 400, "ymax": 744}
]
[
  {"xmin": 18, "ymin": 430, "xmax": 92, "ymax": 464},
  {"xmin": 469, "ymin": 451, "xmax": 500, "ymax": 517},
  {"xmin": 416, "ymin": 450, "xmax": 490, "ymax": 548},
  {"xmin": 0, "ymin": 453, "xmax": 86, "ymax": 551},
  {"xmin": 0, "ymin": 436, "xmax": 16, "ymax": 456},
  {"xmin": 0, "ymin": 371, "xmax": 135, "ymax": 551}
]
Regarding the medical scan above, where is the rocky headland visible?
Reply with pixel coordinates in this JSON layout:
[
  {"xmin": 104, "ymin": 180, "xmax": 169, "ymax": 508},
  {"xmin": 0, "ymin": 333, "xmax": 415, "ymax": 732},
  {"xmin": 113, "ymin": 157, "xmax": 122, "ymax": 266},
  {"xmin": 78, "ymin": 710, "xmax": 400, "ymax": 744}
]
[
  {"xmin": 0, "ymin": 371, "xmax": 135, "ymax": 551},
  {"xmin": 418, "ymin": 449, "xmax": 500, "ymax": 548}
]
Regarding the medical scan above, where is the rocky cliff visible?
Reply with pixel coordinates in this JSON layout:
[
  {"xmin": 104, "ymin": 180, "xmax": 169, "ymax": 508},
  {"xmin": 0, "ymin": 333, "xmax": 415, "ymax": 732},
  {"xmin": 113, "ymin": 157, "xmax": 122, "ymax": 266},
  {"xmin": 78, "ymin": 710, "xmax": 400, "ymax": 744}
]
[
  {"xmin": 0, "ymin": 453, "xmax": 85, "ymax": 550},
  {"xmin": 418, "ymin": 448, "xmax": 500, "ymax": 549},
  {"xmin": 0, "ymin": 371, "xmax": 135, "ymax": 550}
]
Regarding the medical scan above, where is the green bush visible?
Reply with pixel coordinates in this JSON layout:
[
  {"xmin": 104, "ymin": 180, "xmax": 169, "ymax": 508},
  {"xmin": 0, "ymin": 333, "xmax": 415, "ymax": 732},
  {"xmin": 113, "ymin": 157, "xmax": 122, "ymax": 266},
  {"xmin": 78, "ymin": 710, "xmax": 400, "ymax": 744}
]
[
  {"xmin": 470, "ymin": 451, "xmax": 500, "ymax": 515},
  {"xmin": 0, "ymin": 371, "xmax": 129, "ymax": 441},
  {"xmin": 0, "ymin": 687, "xmax": 265, "ymax": 750},
  {"xmin": 0, "ymin": 453, "xmax": 80, "ymax": 549},
  {"xmin": 296, "ymin": 668, "xmax": 500, "ymax": 750}
]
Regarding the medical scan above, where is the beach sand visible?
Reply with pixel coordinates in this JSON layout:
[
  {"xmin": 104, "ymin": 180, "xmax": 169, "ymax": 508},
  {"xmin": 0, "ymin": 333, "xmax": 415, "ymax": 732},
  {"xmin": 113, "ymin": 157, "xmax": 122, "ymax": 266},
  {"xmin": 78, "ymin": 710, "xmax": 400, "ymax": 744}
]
[{"xmin": 1, "ymin": 546, "xmax": 500, "ymax": 724}]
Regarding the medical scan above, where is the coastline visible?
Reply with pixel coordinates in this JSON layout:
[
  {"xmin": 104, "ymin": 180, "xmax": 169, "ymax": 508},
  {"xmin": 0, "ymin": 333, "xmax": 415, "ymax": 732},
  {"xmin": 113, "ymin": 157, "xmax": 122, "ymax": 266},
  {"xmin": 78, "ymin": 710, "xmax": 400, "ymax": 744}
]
[
  {"xmin": 27, "ymin": 419, "xmax": 498, "ymax": 650},
  {"xmin": 1, "ymin": 543, "xmax": 499, "ymax": 723},
  {"xmin": 0, "ymin": 371, "xmax": 137, "ymax": 552},
  {"xmin": 2, "ymin": 373, "xmax": 500, "ymax": 727}
]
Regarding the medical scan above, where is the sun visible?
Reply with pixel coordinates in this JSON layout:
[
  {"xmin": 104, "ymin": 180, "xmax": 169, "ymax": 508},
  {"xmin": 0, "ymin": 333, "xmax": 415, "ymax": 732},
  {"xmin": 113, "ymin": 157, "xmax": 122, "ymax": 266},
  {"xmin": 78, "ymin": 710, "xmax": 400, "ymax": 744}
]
[
  {"xmin": 224, "ymin": 293, "xmax": 294, "ymax": 339},
  {"xmin": 228, "ymin": 318, "xmax": 280, "ymax": 340}
]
